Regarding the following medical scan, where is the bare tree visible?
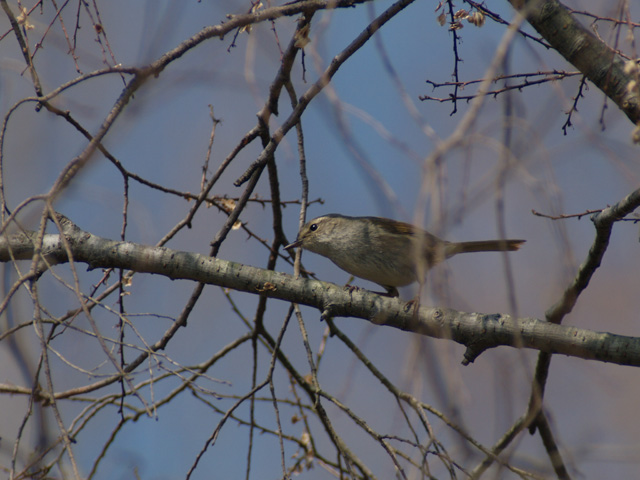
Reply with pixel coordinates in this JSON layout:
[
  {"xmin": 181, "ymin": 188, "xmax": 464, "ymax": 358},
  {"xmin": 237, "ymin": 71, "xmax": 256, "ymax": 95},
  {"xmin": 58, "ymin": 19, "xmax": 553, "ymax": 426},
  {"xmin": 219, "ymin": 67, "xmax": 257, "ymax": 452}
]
[{"xmin": 1, "ymin": 1, "xmax": 639, "ymax": 479}]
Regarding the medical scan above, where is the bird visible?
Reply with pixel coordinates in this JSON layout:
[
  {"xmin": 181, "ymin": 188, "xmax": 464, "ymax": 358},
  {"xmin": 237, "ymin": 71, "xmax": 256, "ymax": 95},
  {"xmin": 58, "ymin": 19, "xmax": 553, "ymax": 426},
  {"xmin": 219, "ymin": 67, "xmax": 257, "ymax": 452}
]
[{"xmin": 285, "ymin": 214, "xmax": 525, "ymax": 297}]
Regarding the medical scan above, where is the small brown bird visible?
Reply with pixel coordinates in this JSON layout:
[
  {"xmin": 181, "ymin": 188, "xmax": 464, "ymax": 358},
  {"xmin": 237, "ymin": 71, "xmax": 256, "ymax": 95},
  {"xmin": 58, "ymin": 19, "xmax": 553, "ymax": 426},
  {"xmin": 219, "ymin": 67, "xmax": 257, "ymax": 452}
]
[{"xmin": 285, "ymin": 214, "xmax": 525, "ymax": 297}]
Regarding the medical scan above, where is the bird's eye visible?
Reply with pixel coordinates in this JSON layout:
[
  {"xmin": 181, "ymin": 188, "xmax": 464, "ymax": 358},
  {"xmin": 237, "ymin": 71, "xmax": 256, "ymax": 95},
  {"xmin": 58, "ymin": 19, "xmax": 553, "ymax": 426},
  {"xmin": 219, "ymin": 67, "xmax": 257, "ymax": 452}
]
[{"xmin": 309, "ymin": 223, "xmax": 318, "ymax": 232}]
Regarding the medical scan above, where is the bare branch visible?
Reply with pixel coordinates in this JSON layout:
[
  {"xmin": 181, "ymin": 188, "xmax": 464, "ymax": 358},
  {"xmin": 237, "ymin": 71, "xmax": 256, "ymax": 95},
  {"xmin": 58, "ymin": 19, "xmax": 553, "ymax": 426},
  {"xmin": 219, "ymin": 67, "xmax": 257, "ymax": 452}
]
[
  {"xmin": 2, "ymin": 214, "xmax": 640, "ymax": 369},
  {"xmin": 511, "ymin": 0, "xmax": 640, "ymax": 123}
]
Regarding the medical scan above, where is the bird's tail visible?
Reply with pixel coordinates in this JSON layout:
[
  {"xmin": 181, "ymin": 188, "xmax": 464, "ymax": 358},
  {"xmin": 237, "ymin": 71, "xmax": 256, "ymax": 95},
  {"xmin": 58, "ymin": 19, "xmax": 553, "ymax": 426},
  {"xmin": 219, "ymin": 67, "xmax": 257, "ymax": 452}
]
[{"xmin": 446, "ymin": 239, "xmax": 525, "ymax": 257}]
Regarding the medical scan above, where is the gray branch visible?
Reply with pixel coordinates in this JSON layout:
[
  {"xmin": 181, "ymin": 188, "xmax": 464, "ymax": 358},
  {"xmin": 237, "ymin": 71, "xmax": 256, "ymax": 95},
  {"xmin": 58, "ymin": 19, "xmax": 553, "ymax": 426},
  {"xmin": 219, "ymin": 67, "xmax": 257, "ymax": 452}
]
[
  {"xmin": 2, "ymin": 214, "xmax": 639, "ymax": 367},
  {"xmin": 512, "ymin": 0, "xmax": 640, "ymax": 123}
]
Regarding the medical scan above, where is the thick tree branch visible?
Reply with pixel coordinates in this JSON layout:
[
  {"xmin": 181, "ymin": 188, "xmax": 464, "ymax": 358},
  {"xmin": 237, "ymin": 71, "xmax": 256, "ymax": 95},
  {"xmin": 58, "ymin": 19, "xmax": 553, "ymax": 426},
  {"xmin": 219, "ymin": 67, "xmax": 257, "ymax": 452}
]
[
  {"xmin": 2, "ymin": 214, "xmax": 640, "ymax": 368},
  {"xmin": 471, "ymin": 188, "xmax": 640, "ymax": 477},
  {"xmin": 525, "ymin": 187, "xmax": 640, "ymax": 436},
  {"xmin": 511, "ymin": 0, "xmax": 640, "ymax": 123}
]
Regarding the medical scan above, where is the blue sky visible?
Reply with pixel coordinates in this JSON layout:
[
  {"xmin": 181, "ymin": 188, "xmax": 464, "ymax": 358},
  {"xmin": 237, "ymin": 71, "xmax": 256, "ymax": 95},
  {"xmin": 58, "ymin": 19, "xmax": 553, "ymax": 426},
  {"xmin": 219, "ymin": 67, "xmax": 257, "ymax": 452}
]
[{"xmin": 1, "ymin": 1, "xmax": 639, "ymax": 478}]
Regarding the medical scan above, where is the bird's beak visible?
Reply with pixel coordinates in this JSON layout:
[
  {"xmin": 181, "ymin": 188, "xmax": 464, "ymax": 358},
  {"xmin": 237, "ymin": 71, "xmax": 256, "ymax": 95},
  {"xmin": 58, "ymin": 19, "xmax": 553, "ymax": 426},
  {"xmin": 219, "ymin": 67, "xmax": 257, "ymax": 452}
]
[{"xmin": 284, "ymin": 239, "xmax": 302, "ymax": 250}]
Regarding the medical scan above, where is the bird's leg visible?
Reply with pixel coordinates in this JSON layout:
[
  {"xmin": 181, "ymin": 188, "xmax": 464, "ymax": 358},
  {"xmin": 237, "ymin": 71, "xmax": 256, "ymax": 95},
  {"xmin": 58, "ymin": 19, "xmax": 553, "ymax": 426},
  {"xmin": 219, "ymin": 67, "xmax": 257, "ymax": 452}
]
[
  {"xmin": 383, "ymin": 286, "xmax": 400, "ymax": 297},
  {"xmin": 344, "ymin": 283, "xmax": 399, "ymax": 297},
  {"xmin": 401, "ymin": 281, "xmax": 423, "ymax": 320},
  {"xmin": 412, "ymin": 281, "xmax": 423, "ymax": 320}
]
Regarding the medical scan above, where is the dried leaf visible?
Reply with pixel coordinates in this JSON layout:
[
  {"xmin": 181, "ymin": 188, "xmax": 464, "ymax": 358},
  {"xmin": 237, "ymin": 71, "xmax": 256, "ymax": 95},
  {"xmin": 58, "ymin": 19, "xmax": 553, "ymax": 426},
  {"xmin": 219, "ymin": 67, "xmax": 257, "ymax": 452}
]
[
  {"xmin": 468, "ymin": 11, "xmax": 486, "ymax": 27},
  {"xmin": 294, "ymin": 23, "xmax": 311, "ymax": 48}
]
